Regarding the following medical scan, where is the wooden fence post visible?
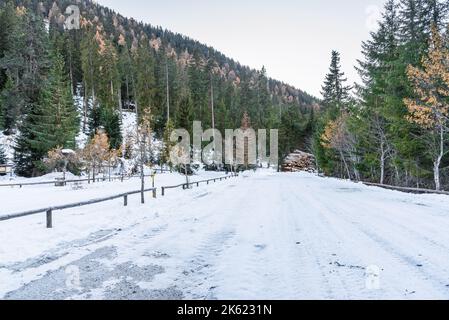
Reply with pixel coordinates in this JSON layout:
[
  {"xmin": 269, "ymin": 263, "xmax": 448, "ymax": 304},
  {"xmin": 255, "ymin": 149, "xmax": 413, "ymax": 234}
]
[
  {"xmin": 162, "ymin": 187, "xmax": 165, "ymax": 197},
  {"xmin": 152, "ymin": 189, "xmax": 157, "ymax": 199},
  {"xmin": 46, "ymin": 209, "xmax": 52, "ymax": 228},
  {"xmin": 124, "ymin": 195, "xmax": 128, "ymax": 206}
]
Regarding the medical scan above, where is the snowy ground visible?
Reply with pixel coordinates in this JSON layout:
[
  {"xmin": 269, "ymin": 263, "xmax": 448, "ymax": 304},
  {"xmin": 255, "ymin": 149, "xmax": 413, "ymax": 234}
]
[{"xmin": 1, "ymin": 170, "xmax": 449, "ymax": 300}]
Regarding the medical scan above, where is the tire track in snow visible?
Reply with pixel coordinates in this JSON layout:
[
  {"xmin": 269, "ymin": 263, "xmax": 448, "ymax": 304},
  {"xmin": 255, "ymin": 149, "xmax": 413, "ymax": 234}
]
[{"xmin": 285, "ymin": 178, "xmax": 362, "ymax": 299}]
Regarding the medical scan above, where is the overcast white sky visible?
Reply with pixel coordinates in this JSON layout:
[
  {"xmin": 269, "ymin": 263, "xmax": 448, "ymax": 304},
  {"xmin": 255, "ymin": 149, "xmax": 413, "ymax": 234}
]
[{"xmin": 96, "ymin": 0, "xmax": 386, "ymax": 98}]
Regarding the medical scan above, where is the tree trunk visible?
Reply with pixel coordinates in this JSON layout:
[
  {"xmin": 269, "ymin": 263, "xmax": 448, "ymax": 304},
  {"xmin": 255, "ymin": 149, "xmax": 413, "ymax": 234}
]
[
  {"xmin": 185, "ymin": 164, "xmax": 189, "ymax": 187},
  {"xmin": 83, "ymin": 82, "xmax": 88, "ymax": 132},
  {"xmin": 69, "ymin": 52, "xmax": 74, "ymax": 96},
  {"xmin": 166, "ymin": 61, "xmax": 170, "ymax": 122},
  {"xmin": 118, "ymin": 88, "xmax": 123, "ymax": 120},
  {"xmin": 141, "ymin": 135, "xmax": 145, "ymax": 204},
  {"xmin": 380, "ymin": 140, "xmax": 386, "ymax": 185},
  {"xmin": 126, "ymin": 75, "xmax": 130, "ymax": 105},
  {"xmin": 393, "ymin": 163, "xmax": 400, "ymax": 186},
  {"xmin": 340, "ymin": 150, "xmax": 351, "ymax": 180},
  {"xmin": 434, "ymin": 126, "xmax": 444, "ymax": 191}
]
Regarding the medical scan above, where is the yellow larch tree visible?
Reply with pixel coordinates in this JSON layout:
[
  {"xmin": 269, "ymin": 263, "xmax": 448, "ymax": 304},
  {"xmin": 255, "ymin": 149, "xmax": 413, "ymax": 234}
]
[{"xmin": 83, "ymin": 129, "xmax": 110, "ymax": 182}]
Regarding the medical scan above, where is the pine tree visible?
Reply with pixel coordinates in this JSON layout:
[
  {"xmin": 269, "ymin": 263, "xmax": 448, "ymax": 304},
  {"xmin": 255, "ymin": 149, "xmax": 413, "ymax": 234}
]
[
  {"xmin": 239, "ymin": 74, "xmax": 257, "ymax": 127},
  {"xmin": 214, "ymin": 97, "xmax": 228, "ymax": 135},
  {"xmin": 355, "ymin": 0, "xmax": 403, "ymax": 184},
  {"xmin": 176, "ymin": 94, "xmax": 193, "ymax": 133},
  {"xmin": 28, "ymin": 51, "xmax": 79, "ymax": 153},
  {"xmin": 15, "ymin": 50, "xmax": 79, "ymax": 177},
  {"xmin": 19, "ymin": 8, "xmax": 51, "ymax": 110},
  {"xmin": 133, "ymin": 34, "xmax": 156, "ymax": 122},
  {"xmin": 398, "ymin": 0, "xmax": 436, "ymax": 64},
  {"xmin": 12, "ymin": 9, "xmax": 52, "ymax": 177},
  {"xmin": 321, "ymin": 50, "xmax": 352, "ymax": 108},
  {"xmin": 188, "ymin": 50, "xmax": 208, "ymax": 125},
  {"xmin": 0, "ymin": 77, "xmax": 24, "ymax": 132},
  {"xmin": 223, "ymin": 81, "xmax": 238, "ymax": 129},
  {"xmin": 0, "ymin": 0, "xmax": 17, "ymax": 94},
  {"xmin": 399, "ymin": 0, "xmax": 426, "ymax": 44},
  {"xmin": 0, "ymin": 6, "xmax": 43, "ymax": 132},
  {"xmin": 255, "ymin": 66, "xmax": 271, "ymax": 129},
  {"xmin": 421, "ymin": 0, "xmax": 449, "ymax": 33},
  {"xmin": 50, "ymin": 25, "xmax": 83, "ymax": 95}
]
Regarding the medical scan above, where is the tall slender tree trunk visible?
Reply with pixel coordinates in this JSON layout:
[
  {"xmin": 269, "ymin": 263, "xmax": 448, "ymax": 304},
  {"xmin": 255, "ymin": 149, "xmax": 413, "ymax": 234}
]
[
  {"xmin": 434, "ymin": 126, "xmax": 444, "ymax": 191},
  {"xmin": 210, "ymin": 74, "xmax": 216, "ymax": 154},
  {"xmin": 394, "ymin": 164, "xmax": 400, "ymax": 186},
  {"xmin": 140, "ymin": 134, "xmax": 145, "ymax": 204},
  {"xmin": 125, "ymin": 75, "xmax": 130, "ymax": 108},
  {"xmin": 118, "ymin": 89, "xmax": 123, "ymax": 120},
  {"xmin": 69, "ymin": 63, "xmax": 74, "ymax": 96},
  {"xmin": 166, "ymin": 61, "xmax": 170, "ymax": 122},
  {"xmin": 91, "ymin": 87, "xmax": 96, "ymax": 109},
  {"xmin": 83, "ymin": 82, "xmax": 88, "ymax": 132},
  {"xmin": 380, "ymin": 140, "xmax": 386, "ymax": 185}
]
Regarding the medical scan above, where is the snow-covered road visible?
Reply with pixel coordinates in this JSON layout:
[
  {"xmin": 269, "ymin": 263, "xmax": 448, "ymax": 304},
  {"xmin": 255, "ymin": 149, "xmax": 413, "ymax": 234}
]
[{"xmin": 1, "ymin": 171, "xmax": 449, "ymax": 299}]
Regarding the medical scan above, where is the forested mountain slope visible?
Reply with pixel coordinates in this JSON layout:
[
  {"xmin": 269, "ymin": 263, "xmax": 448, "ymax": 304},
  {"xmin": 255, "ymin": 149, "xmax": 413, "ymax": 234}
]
[{"xmin": 0, "ymin": 0, "xmax": 318, "ymax": 176}]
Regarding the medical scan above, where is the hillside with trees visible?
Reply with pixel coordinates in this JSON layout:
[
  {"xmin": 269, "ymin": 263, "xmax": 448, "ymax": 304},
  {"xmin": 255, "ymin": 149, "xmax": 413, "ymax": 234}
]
[{"xmin": 0, "ymin": 0, "xmax": 318, "ymax": 177}]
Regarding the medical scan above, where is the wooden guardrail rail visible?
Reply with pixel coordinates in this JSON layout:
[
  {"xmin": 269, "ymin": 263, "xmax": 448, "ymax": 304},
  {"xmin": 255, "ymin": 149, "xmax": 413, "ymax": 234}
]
[
  {"xmin": 0, "ymin": 170, "xmax": 171, "ymax": 188},
  {"xmin": 362, "ymin": 182, "xmax": 449, "ymax": 195},
  {"xmin": 0, "ymin": 177, "xmax": 121, "ymax": 188},
  {"xmin": 0, "ymin": 172, "xmax": 238, "ymax": 229},
  {"xmin": 0, "ymin": 187, "xmax": 157, "ymax": 228},
  {"xmin": 161, "ymin": 173, "xmax": 238, "ymax": 196}
]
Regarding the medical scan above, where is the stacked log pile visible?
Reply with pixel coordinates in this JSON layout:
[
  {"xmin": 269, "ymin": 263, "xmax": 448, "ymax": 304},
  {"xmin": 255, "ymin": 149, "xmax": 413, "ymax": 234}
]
[{"xmin": 282, "ymin": 150, "xmax": 316, "ymax": 173}]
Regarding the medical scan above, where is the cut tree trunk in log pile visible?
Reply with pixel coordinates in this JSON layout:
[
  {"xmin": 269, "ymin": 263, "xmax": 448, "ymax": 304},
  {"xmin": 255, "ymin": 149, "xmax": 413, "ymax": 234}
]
[{"xmin": 282, "ymin": 150, "xmax": 316, "ymax": 173}]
